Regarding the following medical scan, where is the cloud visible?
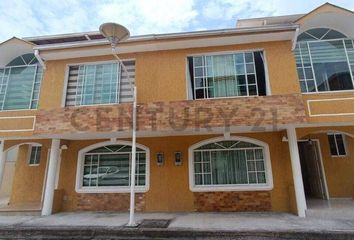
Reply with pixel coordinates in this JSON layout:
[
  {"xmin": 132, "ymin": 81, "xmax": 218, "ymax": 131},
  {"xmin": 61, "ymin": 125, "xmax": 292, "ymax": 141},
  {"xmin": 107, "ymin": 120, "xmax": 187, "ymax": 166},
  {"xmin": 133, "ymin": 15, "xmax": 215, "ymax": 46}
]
[
  {"xmin": 0, "ymin": 0, "xmax": 354, "ymax": 43},
  {"xmin": 201, "ymin": 0, "xmax": 354, "ymax": 21},
  {"xmin": 0, "ymin": 0, "xmax": 198, "ymax": 42},
  {"xmin": 97, "ymin": 0, "xmax": 198, "ymax": 35}
]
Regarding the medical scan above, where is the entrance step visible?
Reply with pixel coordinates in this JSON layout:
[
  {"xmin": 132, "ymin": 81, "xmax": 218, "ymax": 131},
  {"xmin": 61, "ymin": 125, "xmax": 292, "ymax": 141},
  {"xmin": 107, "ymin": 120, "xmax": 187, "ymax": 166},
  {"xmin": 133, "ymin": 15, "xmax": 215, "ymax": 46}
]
[
  {"xmin": 0, "ymin": 209, "xmax": 41, "ymax": 216},
  {"xmin": 0, "ymin": 202, "xmax": 41, "ymax": 216}
]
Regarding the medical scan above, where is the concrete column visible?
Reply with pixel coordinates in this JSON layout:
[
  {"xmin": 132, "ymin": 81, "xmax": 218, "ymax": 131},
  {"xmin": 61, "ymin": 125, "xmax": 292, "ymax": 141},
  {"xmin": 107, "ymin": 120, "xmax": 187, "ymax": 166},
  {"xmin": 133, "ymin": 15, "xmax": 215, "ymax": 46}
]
[
  {"xmin": 287, "ymin": 127, "xmax": 307, "ymax": 217},
  {"xmin": 0, "ymin": 140, "xmax": 5, "ymax": 188},
  {"xmin": 42, "ymin": 139, "xmax": 60, "ymax": 216}
]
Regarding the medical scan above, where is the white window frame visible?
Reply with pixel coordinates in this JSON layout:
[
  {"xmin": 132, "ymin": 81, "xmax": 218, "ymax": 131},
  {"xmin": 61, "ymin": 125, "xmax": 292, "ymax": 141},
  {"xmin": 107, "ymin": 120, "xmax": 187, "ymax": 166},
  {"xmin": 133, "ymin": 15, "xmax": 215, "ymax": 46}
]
[
  {"xmin": 188, "ymin": 136, "xmax": 273, "ymax": 192},
  {"xmin": 61, "ymin": 59, "xmax": 136, "ymax": 108},
  {"xmin": 327, "ymin": 133, "xmax": 347, "ymax": 157},
  {"xmin": 27, "ymin": 144, "xmax": 42, "ymax": 166},
  {"xmin": 185, "ymin": 49, "xmax": 271, "ymax": 100},
  {"xmin": 75, "ymin": 140, "xmax": 150, "ymax": 193},
  {"xmin": 295, "ymin": 33, "xmax": 354, "ymax": 94},
  {"xmin": 0, "ymin": 64, "xmax": 43, "ymax": 111}
]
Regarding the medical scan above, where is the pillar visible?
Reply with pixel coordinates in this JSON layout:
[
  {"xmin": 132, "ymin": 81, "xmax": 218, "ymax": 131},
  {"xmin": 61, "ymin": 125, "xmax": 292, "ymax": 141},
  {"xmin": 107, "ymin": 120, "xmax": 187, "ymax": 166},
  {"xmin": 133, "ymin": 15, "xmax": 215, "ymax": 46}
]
[
  {"xmin": 41, "ymin": 139, "xmax": 60, "ymax": 216},
  {"xmin": 287, "ymin": 127, "xmax": 307, "ymax": 217}
]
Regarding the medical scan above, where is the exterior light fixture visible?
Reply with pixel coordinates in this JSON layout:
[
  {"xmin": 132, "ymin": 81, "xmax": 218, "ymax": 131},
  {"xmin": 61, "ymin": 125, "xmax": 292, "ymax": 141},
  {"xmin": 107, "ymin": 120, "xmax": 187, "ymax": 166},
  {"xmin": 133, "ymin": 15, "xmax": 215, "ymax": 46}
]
[
  {"xmin": 157, "ymin": 152, "xmax": 164, "ymax": 166},
  {"xmin": 175, "ymin": 152, "xmax": 182, "ymax": 166},
  {"xmin": 99, "ymin": 23, "xmax": 137, "ymax": 227}
]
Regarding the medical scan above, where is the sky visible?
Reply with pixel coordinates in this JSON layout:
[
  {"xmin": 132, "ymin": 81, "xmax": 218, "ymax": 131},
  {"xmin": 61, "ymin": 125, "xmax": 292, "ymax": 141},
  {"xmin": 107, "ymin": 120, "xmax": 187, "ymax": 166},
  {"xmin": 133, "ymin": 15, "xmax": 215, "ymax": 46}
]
[{"xmin": 0, "ymin": 0, "xmax": 354, "ymax": 42}]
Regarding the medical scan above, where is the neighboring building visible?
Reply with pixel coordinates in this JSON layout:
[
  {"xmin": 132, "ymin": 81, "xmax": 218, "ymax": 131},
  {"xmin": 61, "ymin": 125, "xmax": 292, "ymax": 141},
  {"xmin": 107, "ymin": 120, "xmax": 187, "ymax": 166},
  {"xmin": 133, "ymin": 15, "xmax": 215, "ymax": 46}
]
[{"xmin": 0, "ymin": 3, "xmax": 353, "ymax": 217}]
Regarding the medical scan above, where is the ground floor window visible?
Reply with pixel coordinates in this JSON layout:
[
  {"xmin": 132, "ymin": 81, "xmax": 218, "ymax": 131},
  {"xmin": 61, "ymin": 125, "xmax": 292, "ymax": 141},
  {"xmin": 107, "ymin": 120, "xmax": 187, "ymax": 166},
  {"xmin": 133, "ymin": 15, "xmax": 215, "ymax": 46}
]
[
  {"xmin": 328, "ymin": 133, "xmax": 347, "ymax": 157},
  {"xmin": 189, "ymin": 137, "xmax": 273, "ymax": 191},
  {"xmin": 76, "ymin": 142, "xmax": 149, "ymax": 193},
  {"xmin": 28, "ymin": 145, "xmax": 41, "ymax": 166}
]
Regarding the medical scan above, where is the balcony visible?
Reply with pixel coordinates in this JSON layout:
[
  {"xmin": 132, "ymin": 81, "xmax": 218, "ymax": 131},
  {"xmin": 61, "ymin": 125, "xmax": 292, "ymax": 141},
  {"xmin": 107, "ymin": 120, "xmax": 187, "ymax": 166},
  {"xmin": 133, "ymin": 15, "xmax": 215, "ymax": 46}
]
[{"xmin": 33, "ymin": 94, "xmax": 306, "ymax": 138}]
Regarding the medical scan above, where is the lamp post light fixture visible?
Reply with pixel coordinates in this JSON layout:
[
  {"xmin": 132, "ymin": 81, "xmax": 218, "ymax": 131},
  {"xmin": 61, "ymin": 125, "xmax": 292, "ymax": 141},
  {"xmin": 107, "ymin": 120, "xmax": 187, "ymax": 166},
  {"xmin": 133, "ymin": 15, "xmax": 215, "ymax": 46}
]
[{"xmin": 99, "ymin": 23, "xmax": 138, "ymax": 227}]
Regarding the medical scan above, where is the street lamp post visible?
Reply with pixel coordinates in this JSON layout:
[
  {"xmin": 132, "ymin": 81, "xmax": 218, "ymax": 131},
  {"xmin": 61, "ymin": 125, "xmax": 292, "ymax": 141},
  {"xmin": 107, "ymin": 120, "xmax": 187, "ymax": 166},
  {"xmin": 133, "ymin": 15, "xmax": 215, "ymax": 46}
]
[{"xmin": 99, "ymin": 23, "xmax": 138, "ymax": 227}]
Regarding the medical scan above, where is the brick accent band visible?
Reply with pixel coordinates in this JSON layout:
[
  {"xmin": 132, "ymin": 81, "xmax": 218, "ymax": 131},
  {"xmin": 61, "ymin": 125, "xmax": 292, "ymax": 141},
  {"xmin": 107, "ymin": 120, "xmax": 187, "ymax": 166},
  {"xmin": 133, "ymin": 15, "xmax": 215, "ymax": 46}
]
[
  {"xmin": 77, "ymin": 193, "xmax": 145, "ymax": 212},
  {"xmin": 34, "ymin": 94, "xmax": 306, "ymax": 136},
  {"xmin": 194, "ymin": 191, "xmax": 271, "ymax": 212}
]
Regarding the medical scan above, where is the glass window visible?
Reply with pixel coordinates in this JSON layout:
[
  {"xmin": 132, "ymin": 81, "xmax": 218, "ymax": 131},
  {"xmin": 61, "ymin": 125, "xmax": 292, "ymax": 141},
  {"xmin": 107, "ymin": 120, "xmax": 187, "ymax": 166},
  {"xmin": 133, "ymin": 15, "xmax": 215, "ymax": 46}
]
[
  {"xmin": 28, "ymin": 145, "xmax": 41, "ymax": 165},
  {"xmin": 328, "ymin": 133, "xmax": 347, "ymax": 156},
  {"xmin": 188, "ymin": 51, "xmax": 267, "ymax": 99},
  {"xmin": 0, "ymin": 54, "xmax": 43, "ymax": 110},
  {"xmin": 80, "ymin": 144, "xmax": 147, "ymax": 190},
  {"xmin": 294, "ymin": 28, "xmax": 354, "ymax": 93},
  {"xmin": 191, "ymin": 139, "xmax": 270, "ymax": 189},
  {"xmin": 66, "ymin": 62, "xmax": 122, "ymax": 106}
]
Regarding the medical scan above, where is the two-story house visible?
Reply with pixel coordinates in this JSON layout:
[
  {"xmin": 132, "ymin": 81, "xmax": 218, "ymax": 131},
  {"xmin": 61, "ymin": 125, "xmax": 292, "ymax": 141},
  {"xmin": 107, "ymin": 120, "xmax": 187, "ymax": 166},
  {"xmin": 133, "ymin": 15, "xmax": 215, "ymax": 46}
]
[{"xmin": 0, "ymin": 3, "xmax": 352, "ymax": 218}]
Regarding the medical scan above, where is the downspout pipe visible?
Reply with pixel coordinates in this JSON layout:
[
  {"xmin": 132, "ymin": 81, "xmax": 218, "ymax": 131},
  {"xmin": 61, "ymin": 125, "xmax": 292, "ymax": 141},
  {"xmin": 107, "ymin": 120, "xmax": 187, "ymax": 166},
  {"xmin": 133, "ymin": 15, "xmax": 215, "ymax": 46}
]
[
  {"xmin": 34, "ymin": 49, "xmax": 46, "ymax": 70},
  {"xmin": 291, "ymin": 27, "xmax": 300, "ymax": 51}
]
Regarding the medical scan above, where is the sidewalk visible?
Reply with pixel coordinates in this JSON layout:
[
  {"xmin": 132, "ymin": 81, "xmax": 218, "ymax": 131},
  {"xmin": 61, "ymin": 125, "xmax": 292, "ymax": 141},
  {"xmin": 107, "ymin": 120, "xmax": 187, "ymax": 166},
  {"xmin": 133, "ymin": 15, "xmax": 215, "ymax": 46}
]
[{"xmin": 0, "ymin": 211, "xmax": 353, "ymax": 239}]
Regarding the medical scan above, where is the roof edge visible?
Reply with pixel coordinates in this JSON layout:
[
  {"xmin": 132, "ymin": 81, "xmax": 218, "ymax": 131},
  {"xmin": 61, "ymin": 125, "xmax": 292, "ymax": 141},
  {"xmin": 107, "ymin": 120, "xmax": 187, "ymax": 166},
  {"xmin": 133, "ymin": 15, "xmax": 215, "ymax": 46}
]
[
  {"xmin": 0, "ymin": 36, "xmax": 34, "ymax": 46},
  {"xmin": 295, "ymin": 2, "xmax": 354, "ymax": 22},
  {"xmin": 33, "ymin": 24, "xmax": 298, "ymax": 51}
]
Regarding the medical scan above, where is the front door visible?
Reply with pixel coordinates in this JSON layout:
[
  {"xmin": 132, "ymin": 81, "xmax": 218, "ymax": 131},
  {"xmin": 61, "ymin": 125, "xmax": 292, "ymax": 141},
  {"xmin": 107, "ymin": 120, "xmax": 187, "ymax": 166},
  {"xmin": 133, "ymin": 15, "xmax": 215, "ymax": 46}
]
[{"xmin": 298, "ymin": 141, "xmax": 327, "ymax": 199}]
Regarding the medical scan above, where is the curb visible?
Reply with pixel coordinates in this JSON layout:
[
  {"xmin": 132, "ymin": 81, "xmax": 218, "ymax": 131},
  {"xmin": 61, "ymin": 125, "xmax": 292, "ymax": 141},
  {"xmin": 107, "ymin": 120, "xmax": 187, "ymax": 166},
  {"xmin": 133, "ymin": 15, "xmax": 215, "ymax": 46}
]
[{"xmin": 0, "ymin": 226, "xmax": 353, "ymax": 240}]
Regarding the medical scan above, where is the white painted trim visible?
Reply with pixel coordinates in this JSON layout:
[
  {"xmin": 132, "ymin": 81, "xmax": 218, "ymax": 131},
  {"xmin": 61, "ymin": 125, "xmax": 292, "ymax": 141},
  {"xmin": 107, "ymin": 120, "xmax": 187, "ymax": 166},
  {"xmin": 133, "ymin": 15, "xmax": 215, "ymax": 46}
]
[
  {"xmin": 0, "ymin": 116, "xmax": 36, "ymax": 132},
  {"xmin": 186, "ymin": 48, "xmax": 265, "ymax": 57},
  {"xmin": 38, "ymin": 31, "xmax": 295, "ymax": 61},
  {"xmin": 188, "ymin": 136, "xmax": 273, "ymax": 192},
  {"xmin": 297, "ymin": 139, "xmax": 329, "ymax": 200},
  {"xmin": 4, "ymin": 142, "xmax": 42, "ymax": 153},
  {"xmin": 314, "ymin": 139, "xmax": 329, "ymax": 200},
  {"xmin": 302, "ymin": 89, "xmax": 354, "ymax": 95},
  {"xmin": 66, "ymin": 58, "xmax": 136, "ymax": 67},
  {"xmin": 33, "ymin": 25, "xmax": 297, "ymax": 51},
  {"xmin": 307, "ymin": 97, "xmax": 354, "ymax": 117},
  {"xmin": 75, "ymin": 140, "xmax": 150, "ymax": 194}
]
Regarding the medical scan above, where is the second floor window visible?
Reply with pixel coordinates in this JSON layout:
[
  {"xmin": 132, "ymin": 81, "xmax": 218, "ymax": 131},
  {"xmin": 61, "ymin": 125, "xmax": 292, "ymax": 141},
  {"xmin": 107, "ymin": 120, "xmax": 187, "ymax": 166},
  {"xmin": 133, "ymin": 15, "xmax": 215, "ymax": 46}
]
[
  {"xmin": 0, "ymin": 53, "xmax": 43, "ymax": 110},
  {"xmin": 294, "ymin": 28, "xmax": 354, "ymax": 93},
  {"xmin": 187, "ymin": 51, "xmax": 267, "ymax": 99},
  {"xmin": 65, "ymin": 60, "xmax": 135, "ymax": 106}
]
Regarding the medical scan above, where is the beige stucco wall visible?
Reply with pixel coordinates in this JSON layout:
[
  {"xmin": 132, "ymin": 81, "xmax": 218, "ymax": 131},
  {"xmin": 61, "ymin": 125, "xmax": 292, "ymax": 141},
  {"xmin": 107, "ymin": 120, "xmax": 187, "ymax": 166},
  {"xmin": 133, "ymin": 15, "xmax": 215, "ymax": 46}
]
[
  {"xmin": 4, "ymin": 140, "xmax": 50, "ymax": 205},
  {"xmin": 297, "ymin": 127, "xmax": 354, "ymax": 199},
  {"xmin": 38, "ymin": 40, "xmax": 301, "ymax": 108},
  {"xmin": 0, "ymin": 162, "xmax": 15, "ymax": 200},
  {"xmin": 54, "ymin": 132, "xmax": 295, "ymax": 213}
]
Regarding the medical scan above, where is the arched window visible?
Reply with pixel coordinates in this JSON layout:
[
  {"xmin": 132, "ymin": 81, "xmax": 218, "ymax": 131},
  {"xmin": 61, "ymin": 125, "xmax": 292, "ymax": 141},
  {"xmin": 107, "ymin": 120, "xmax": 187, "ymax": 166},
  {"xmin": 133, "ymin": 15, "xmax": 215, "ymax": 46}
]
[
  {"xmin": 0, "ymin": 53, "xmax": 43, "ymax": 110},
  {"xmin": 297, "ymin": 28, "xmax": 347, "ymax": 42},
  {"xmin": 6, "ymin": 53, "xmax": 39, "ymax": 67},
  {"xmin": 294, "ymin": 28, "xmax": 354, "ymax": 93},
  {"xmin": 76, "ymin": 141, "xmax": 149, "ymax": 193},
  {"xmin": 189, "ymin": 137, "xmax": 273, "ymax": 192}
]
